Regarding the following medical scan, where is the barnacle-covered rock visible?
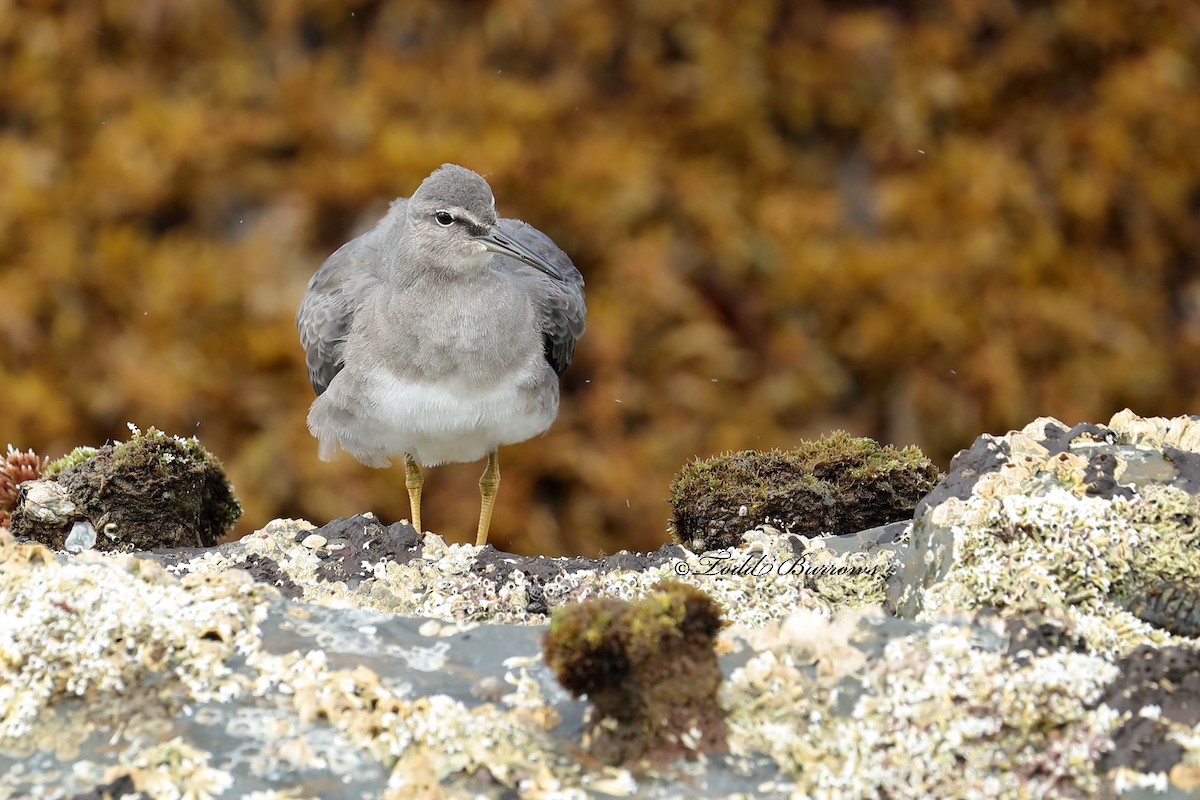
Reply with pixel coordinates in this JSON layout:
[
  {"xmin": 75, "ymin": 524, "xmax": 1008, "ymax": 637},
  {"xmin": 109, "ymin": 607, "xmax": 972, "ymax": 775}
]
[
  {"xmin": 4, "ymin": 507, "xmax": 1199, "ymax": 797},
  {"xmin": 7, "ymin": 411, "xmax": 1200, "ymax": 797},
  {"xmin": 0, "ymin": 530, "xmax": 575, "ymax": 798},
  {"xmin": 724, "ymin": 607, "xmax": 1123, "ymax": 797},
  {"xmin": 1096, "ymin": 645, "xmax": 1200, "ymax": 777},
  {"xmin": 669, "ymin": 431, "xmax": 941, "ymax": 552},
  {"xmin": 9, "ymin": 426, "xmax": 242, "ymax": 551},
  {"xmin": 0, "ymin": 539, "xmax": 267, "ymax": 752},
  {"xmin": 888, "ymin": 410, "xmax": 1200, "ymax": 654}
]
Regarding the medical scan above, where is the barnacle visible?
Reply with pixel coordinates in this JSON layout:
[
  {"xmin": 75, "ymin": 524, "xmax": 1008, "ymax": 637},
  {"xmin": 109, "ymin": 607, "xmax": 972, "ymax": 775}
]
[
  {"xmin": 1126, "ymin": 581, "xmax": 1200, "ymax": 639},
  {"xmin": 0, "ymin": 446, "xmax": 48, "ymax": 528},
  {"xmin": 891, "ymin": 413, "xmax": 1200, "ymax": 658},
  {"xmin": 725, "ymin": 610, "xmax": 1122, "ymax": 796}
]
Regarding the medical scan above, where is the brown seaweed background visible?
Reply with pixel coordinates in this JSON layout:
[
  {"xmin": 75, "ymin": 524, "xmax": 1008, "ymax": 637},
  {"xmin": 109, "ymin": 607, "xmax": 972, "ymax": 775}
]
[{"xmin": 1, "ymin": 1, "xmax": 1198, "ymax": 554}]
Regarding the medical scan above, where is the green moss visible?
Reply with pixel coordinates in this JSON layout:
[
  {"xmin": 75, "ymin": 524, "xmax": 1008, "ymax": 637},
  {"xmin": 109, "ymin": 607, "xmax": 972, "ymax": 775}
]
[
  {"xmin": 10, "ymin": 426, "xmax": 242, "ymax": 551},
  {"xmin": 43, "ymin": 429, "xmax": 217, "ymax": 481},
  {"xmin": 669, "ymin": 431, "xmax": 942, "ymax": 551},
  {"xmin": 45, "ymin": 446, "xmax": 99, "ymax": 476},
  {"xmin": 545, "ymin": 596, "xmax": 629, "ymax": 698},
  {"xmin": 544, "ymin": 581, "xmax": 726, "ymax": 766}
]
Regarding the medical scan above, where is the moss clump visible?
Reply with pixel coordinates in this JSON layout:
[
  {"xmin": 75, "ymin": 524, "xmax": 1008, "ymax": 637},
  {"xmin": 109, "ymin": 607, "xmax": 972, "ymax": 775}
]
[
  {"xmin": 10, "ymin": 426, "xmax": 242, "ymax": 551},
  {"xmin": 543, "ymin": 580, "xmax": 726, "ymax": 767},
  {"xmin": 669, "ymin": 431, "xmax": 942, "ymax": 552},
  {"xmin": 44, "ymin": 446, "xmax": 99, "ymax": 477}
]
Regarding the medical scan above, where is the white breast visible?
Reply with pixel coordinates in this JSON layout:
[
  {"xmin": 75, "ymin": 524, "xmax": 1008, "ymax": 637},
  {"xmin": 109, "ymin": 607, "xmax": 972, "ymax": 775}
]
[{"xmin": 357, "ymin": 367, "xmax": 559, "ymax": 466}]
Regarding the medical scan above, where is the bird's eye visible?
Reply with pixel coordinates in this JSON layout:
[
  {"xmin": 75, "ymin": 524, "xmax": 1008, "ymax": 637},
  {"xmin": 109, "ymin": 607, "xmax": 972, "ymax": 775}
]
[{"xmin": 434, "ymin": 211, "xmax": 454, "ymax": 227}]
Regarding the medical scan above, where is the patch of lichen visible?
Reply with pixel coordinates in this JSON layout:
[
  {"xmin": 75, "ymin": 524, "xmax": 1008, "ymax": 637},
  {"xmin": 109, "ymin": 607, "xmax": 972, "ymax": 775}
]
[
  {"xmin": 544, "ymin": 580, "xmax": 726, "ymax": 766},
  {"xmin": 669, "ymin": 431, "xmax": 941, "ymax": 551},
  {"xmin": 10, "ymin": 427, "xmax": 242, "ymax": 551}
]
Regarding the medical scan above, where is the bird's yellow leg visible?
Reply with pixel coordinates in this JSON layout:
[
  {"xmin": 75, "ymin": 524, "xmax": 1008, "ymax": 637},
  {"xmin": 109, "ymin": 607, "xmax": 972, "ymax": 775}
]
[
  {"xmin": 476, "ymin": 449, "xmax": 500, "ymax": 547},
  {"xmin": 404, "ymin": 454, "xmax": 424, "ymax": 533}
]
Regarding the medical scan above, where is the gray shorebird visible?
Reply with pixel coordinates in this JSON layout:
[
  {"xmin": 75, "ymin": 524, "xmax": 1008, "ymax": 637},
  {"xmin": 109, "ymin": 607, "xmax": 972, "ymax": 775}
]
[{"xmin": 297, "ymin": 164, "xmax": 586, "ymax": 546}]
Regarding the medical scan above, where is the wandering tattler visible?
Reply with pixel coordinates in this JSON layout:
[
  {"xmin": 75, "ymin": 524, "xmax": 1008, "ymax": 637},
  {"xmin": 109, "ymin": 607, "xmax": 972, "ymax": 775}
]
[{"xmin": 297, "ymin": 164, "xmax": 585, "ymax": 546}]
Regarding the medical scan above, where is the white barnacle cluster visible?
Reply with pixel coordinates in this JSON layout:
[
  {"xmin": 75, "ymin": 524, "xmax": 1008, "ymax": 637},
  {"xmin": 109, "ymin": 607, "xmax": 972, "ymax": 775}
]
[
  {"xmin": 724, "ymin": 612, "xmax": 1123, "ymax": 797},
  {"xmin": 0, "ymin": 545, "xmax": 265, "ymax": 743},
  {"xmin": 247, "ymin": 647, "xmax": 573, "ymax": 794},
  {"xmin": 498, "ymin": 661, "xmax": 564, "ymax": 734},
  {"xmin": 386, "ymin": 693, "xmax": 575, "ymax": 794},
  {"xmin": 919, "ymin": 488, "xmax": 1136, "ymax": 620},
  {"xmin": 117, "ymin": 737, "xmax": 233, "ymax": 800},
  {"xmin": 916, "ymin": 477, "xmax": 1200, "ymax": 655},
  {"xmin": 1107, "ymin": 409, "xmax": 1200, "ymax": 452},
  {"xmin": 679, "ymin": 527, "xmax": 889, "ymax": 628}
]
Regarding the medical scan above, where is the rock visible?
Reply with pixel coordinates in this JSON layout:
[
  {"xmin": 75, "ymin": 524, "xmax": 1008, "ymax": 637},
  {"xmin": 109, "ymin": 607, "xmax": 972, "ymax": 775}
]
[
  {"xmin": 668, "ymin": 431, "xmax": 941, "ymax": 552},
  {"xmin": 64, "ymin": 520, "xmax": 97, "ymax": 552},
  {"xmin": 19, "ymin": 480, "xmax": 77, "ymax": 522},
  {"xmin": 300, "ymin": 533, "xmax": 327, "ymax": 549},
  {"xmin": 9, "ymin": 426, "xmax": 242, "ymax": 551},
  {"xmin": 887, "ymin": 410, "xmax": 1200, "ymax": 649},
  {"xmin": 1098, "ymin": 644, "xmax": 1200, "ymax": 776}
]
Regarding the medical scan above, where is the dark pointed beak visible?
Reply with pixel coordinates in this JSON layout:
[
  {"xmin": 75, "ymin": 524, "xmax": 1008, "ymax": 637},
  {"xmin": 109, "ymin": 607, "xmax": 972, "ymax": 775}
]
[{"xmin": 475, "ymin": 229, "xmax": 564, "ymax": 280}]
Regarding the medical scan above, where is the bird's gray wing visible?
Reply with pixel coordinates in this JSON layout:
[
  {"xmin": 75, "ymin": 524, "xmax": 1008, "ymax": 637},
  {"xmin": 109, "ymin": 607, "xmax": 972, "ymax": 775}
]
[
  {"xmin": 496, "ymin": 217, "xmax": 586, "ymax": 376},
  {"xmin": 296, "ymin": 202, "xmax": 397, "ymax": 395},
  {"xmin": 296, "ymin": 237, "xmax": 362, "ymax": 395},
  {"xmin": 297, "ymin": 199, "xmax": 408, "ymax": 395}
]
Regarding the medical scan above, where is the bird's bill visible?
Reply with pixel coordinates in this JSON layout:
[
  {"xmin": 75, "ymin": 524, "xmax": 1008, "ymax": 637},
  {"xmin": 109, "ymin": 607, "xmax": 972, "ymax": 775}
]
[{"xmin": 475, "ymin": 230, "xmax": 564, "ymax": 280}]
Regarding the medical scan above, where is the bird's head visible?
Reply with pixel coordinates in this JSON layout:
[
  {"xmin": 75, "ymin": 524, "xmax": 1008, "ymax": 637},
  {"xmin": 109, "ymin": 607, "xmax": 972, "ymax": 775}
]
[{"xmin": 407, "ymin": 164, "xmax": 563, "ymax": 279}]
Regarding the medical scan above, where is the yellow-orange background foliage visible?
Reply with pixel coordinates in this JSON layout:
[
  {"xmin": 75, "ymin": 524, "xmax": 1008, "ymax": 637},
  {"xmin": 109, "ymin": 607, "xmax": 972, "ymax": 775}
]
[{"xmin": 2, "ymin": 0, "xmax": 1199, "ymax": 555}]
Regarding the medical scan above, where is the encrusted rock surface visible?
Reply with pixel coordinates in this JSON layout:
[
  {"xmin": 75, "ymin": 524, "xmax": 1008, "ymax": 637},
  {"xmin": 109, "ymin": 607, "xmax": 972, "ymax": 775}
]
[
  {"xmin": 887, "ymin": 411, "xmax": 1200, "ymax": 653},
  {"xmin": 9, "ymin": 426, "xmax": 242, "ymax": 551},
  {"xmin": 4, "ymin": 410, "xmax": 1200, "ymax": 798}
]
